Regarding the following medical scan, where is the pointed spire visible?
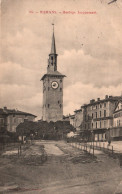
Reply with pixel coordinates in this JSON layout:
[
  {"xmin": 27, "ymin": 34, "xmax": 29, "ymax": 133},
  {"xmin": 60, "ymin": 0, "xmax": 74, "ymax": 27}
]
[{"xmin": 51, "ymin": 24, "xmax": 56, "ymax": 54}]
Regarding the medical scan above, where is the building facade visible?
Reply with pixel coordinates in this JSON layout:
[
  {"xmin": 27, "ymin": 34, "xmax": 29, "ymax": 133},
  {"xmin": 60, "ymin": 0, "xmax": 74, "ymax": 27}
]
[
  {"xmin": 111, "ymin": 100, "xmax": 122, "ymax": 140},
  {"xmin": 0, "ymin": 107, "xmax": 36, "ymax": 132},
  {"xmin": 41, "ymin": 27, "xmax": 65, "ymax": 122},
  {"xmin": 81, "ymin": 95, "xmax": 122, "ymax": 141}
]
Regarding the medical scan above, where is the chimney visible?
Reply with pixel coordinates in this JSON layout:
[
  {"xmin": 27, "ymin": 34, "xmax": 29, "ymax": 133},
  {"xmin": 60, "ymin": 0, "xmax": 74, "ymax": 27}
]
[
  {"xmin": 90, "ymin": 99, "xmax": 95, "ymax": 104},
  {"xmin": 97, "ymin": 98, "xmax": 100, "ymax": 101},
  {"xmin": 105, "ymin": 95, "xmax": 108, "ymax": 99},
  {"xmin": 109, "ymin": 95, "xmax": 112, "ymax": 98},
  {"xmin": 4, "ymin": 106, "xmax": 7, "ymax": 110}
]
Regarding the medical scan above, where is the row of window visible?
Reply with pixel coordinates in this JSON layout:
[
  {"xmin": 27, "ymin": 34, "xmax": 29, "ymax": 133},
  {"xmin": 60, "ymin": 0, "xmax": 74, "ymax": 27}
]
[
  {"xmin": 114, "ymin": 120, "xmax": 121, "ymax": 127},
  {"xmin": 94, "ymin": 110, "xmax": 106, "ymax": 118},
  {"xmin": 91, "ymin": 102, "xmax": 107, "ymax": 110},
  {"xmin": 85, "ymin": 110, "xmax": 107, "ymax": 120},
  {"xmin": 10, "ymin": 118, "xmax": 23, "ymax": 123},
  {"xmin": 83, "ymin": 120, "xmax": 108, "ymax": 129}
]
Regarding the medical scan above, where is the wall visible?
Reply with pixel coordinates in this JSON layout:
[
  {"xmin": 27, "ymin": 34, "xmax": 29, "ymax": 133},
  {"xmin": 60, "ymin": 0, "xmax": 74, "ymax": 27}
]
[
  {"xmin": 7, "ymin": 114, "xmax": 35, "ymax": 132},
  {"xmin": 113, "ymin": 110, "xmax": 122, "ymax": 127},
  {"xmin": 0, "ymin": 115, "xmax": 7, "ymax": 131},
  {"xmin": 74, "ymin": 110, "xmax": 83, "ymax": 131}
]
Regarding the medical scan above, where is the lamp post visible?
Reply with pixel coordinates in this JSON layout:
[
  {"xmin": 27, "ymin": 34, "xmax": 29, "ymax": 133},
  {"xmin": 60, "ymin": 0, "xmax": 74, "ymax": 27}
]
[
  {"xmin": 107, "ymin": 128, "xmax": 111, "ymax": 146},
  {"xmin": 91, "ymin": 130, "xmax": 94, "ymax": 156}
]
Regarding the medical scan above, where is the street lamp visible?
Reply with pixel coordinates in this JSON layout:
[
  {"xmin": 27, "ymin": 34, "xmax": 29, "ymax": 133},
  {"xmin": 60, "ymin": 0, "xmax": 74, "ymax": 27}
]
[
  {"xmin": 107, "ymin": 128, "xmax": 111, "ymax": 146},
  {"xmin": 91, "ymin": 130, "xmax": 94, "ymax": 156}
]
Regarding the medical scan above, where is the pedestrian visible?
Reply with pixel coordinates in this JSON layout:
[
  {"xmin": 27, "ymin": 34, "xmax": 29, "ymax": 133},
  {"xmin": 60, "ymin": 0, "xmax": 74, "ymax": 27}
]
[{"xmin": 108, "ymin": 139, "xmax": 111, "ymax": 146}]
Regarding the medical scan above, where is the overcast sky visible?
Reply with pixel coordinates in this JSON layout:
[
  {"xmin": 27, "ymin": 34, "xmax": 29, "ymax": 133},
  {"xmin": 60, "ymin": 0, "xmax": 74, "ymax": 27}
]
[{"xmin": 0, "ymin": 0, "xmax": 122, "ymax": 119}]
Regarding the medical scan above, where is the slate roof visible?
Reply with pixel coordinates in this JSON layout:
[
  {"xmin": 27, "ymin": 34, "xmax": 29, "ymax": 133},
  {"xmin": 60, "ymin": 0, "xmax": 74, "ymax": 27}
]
[
  {"xmin": 41, "ymin": 70, "xmax": 66, "ymax": 80},
  {"xmin": 51, "ymin": 31, "xmax": 56, "ymax": 54}
]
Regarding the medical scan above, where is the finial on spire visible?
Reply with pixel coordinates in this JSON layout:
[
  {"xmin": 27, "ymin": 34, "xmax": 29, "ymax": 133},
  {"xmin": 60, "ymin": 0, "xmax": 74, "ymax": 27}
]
[{"xmin": 52, "ymin": 23, "xmax": 54, "ymax": 32}]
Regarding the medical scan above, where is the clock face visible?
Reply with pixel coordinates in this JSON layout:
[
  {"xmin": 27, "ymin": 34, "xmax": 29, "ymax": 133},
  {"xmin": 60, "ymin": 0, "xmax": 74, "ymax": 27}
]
[{"xmin": 51, "ymin": 81, "xmax": 59, "ymax": 89}]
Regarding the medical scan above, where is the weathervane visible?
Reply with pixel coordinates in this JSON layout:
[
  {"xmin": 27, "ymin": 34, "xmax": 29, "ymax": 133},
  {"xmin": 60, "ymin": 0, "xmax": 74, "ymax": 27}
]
[
  {"xmin": 52, "ymin": 23, "xmax": 54, "ymax": 32},
  {"xmin": 108, "ymin": 0, "xmax": 117, "ymax": 5}
]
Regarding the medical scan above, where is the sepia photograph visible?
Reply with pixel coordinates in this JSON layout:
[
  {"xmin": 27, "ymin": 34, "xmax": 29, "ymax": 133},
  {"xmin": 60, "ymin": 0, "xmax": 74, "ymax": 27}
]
[{"xmin": 0, "ymin": 0, "xmax": 122, "ymax": 193}]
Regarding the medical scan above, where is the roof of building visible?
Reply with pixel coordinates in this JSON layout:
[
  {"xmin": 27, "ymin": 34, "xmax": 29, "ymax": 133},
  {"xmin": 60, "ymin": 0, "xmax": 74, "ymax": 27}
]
[
  {"xmin": 63, "ymin": 115, "xmax": 69, "ymax": 119},
  {"xmin": 81, "ymin": 96, "xmax": 122, "ymax": 108},
  {"xmin": 41, "ymin": 70, "xmax": 66, "ymax": 80},
  {"xmin": 69, "ymin": 114, "xmax": 75, "ymax": 119},
  {"xmin": 74, "ymin": 108, "xmax": 82, "ymax": 113},
  {"xmin": 0, "ymin": 107, "xmax": 37, "ymax": 117},
  {"xmin": 113, "ymin": 100, "xmax": 122, "ymax": 113}
]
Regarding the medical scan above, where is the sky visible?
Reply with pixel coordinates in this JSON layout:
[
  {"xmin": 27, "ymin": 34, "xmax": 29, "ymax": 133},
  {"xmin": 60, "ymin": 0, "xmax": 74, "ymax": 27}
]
[{"xmin": 0, "ymin": 0, "xmax": 122, "ymax": 119}]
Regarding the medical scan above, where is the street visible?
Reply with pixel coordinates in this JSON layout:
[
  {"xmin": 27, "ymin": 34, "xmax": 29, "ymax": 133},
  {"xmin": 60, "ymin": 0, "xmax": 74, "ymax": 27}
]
[{"xmin": 0, "ymin": 140, "xmax": 122, "ymax": 194}]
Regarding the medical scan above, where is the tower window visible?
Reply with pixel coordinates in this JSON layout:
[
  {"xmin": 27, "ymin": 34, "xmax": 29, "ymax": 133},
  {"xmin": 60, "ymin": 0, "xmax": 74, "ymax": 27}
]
[
  {"xmin": 60, "ymin": 88, "xmax": 62, "ymax": 91},
  {"xmin": 48, "ymin": 104, "xmax": 50, "ymax": 108},
  {"xmin": 96, "ymin": 122, "xmax": 97, "ymax": 129},
  {"xmin": 51, "ymin": 56, "xmax": 53, "ymax": 60},
  {"xmin": 48, "ymin": 87, "xmax": 50, "ymax": 91},
  {"xmin": 58, "ymin": 101, "xmax": 60, "ymax": 104},
  {"xmin": 60, "ymin": 80, "xmax": 62, "ymax": 83},
  {"xmin": 60, "ymin": 104, "xmax": 62, "ymax": 108}
]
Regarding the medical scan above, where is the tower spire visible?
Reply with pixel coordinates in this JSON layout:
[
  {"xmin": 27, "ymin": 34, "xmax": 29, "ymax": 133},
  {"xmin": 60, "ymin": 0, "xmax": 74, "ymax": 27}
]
[{"xmin": 51, "ymin": 23, "xmax": 56, "ymax": 54}]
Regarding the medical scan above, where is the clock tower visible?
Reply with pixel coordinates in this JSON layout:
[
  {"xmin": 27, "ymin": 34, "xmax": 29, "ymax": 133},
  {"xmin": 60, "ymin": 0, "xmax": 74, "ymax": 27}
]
[{"xmin": 41, "ymin": 25, "xmax": 66, "ymax": 122}]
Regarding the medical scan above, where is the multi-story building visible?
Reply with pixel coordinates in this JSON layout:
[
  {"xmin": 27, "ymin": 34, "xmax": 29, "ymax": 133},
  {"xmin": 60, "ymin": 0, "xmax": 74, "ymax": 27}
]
[
  {"xmin": 111, "ymin": 100, "xmax": 122, "ymax": 140},
  {"xmin": 0, "ymin": 107, "xmax": 36, "ymax": 132},
  {"xmin": 81, "ymin": 95, "xmax": 122, "ymax": 141}
]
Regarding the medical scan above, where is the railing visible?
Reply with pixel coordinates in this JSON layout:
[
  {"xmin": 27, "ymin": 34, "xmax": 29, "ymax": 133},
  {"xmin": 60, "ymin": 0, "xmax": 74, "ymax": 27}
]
[
  {"xmin": 0, "ymin": 142, "xmax": 22, "ymax": 157},
  {"xmin": 69, "ymin": 141, "xmax": 114, "ymax": 156}
]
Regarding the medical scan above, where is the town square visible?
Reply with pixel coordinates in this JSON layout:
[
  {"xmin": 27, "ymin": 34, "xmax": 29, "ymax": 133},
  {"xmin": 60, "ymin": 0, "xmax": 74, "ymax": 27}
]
[{"xmin": 0, "ymin": 0, "xmax": 122, "ymax": 193}]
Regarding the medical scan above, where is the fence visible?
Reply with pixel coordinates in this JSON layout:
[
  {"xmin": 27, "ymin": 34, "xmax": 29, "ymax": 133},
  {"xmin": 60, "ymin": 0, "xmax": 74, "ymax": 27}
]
[
  {"xmin": 69, "ymin": 141, "xmax": 114, "ymax": 156},
  {"xmin": 0, "ymin": 142, "xmax": 22, "ymax": 157}
]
